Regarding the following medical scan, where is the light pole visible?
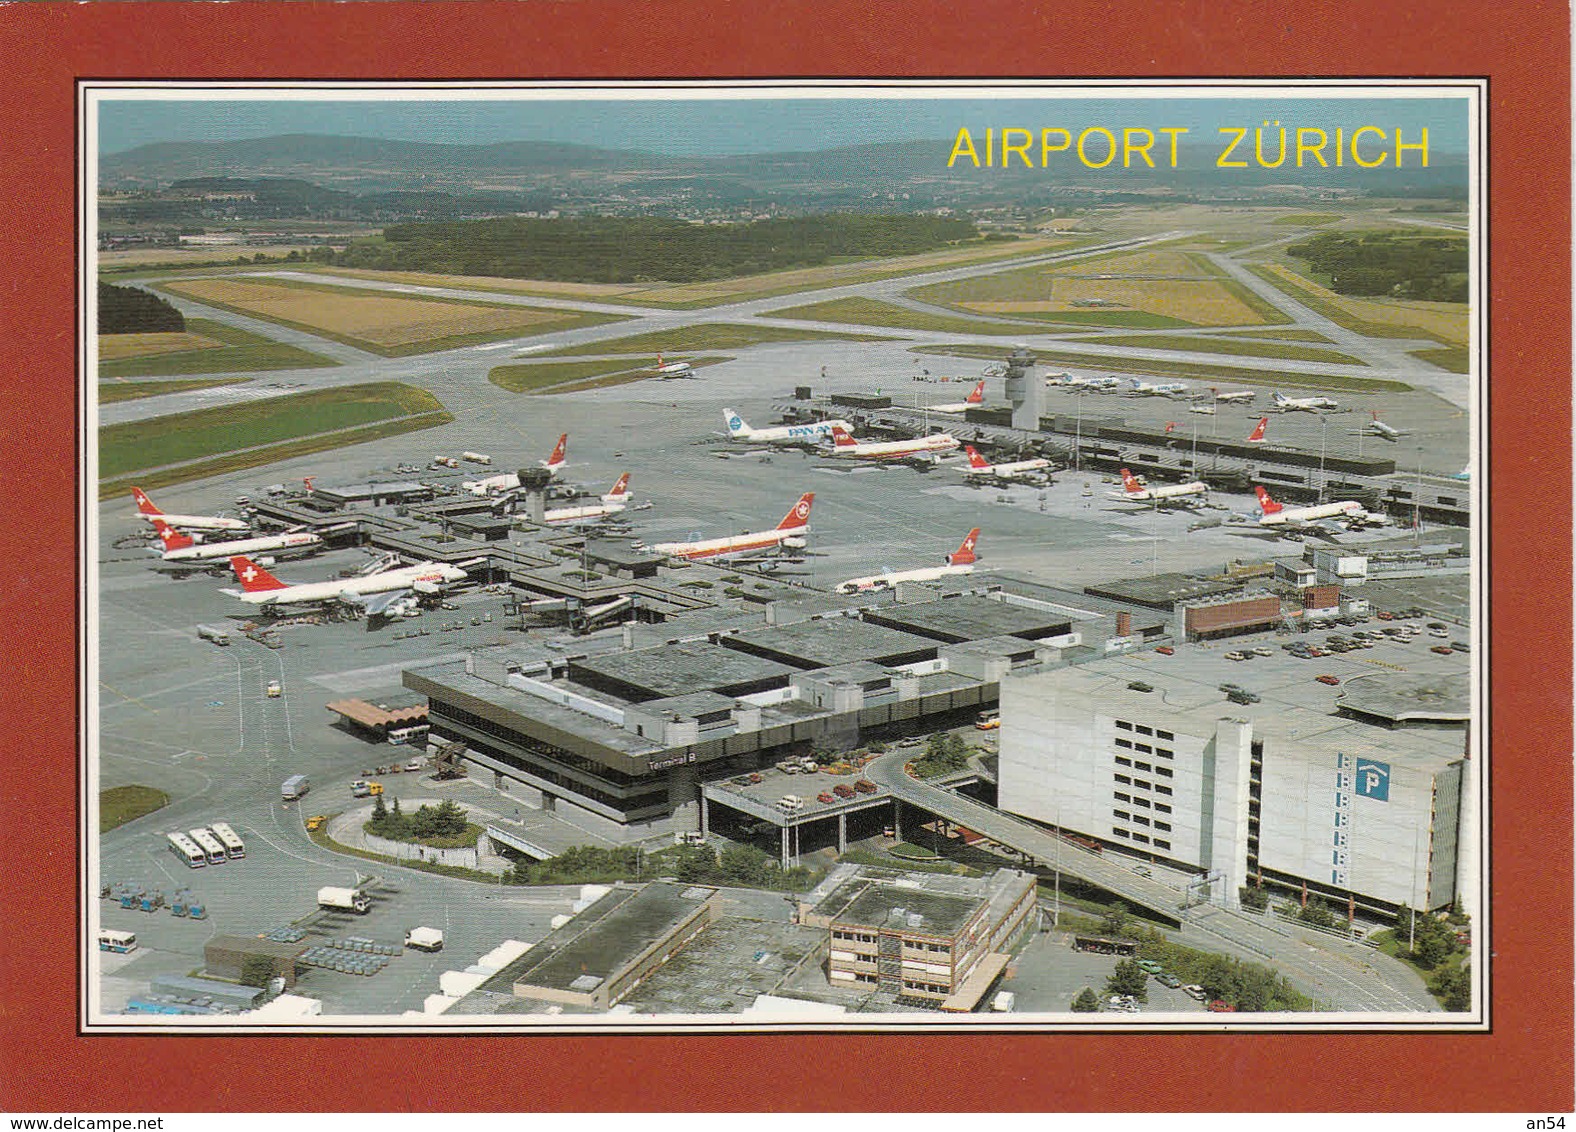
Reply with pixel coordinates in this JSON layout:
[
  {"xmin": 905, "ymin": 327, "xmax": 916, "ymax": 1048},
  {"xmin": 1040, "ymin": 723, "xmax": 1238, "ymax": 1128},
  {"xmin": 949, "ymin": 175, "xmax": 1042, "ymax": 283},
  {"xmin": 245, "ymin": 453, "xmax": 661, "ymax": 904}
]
[
  {"xmin": 1074, "ymin": 394, "xmax": 1083, "ymax": 473},
  {"xmin": 1318, "ymin": 416, "xmax": 1328, "ymax": 503}
]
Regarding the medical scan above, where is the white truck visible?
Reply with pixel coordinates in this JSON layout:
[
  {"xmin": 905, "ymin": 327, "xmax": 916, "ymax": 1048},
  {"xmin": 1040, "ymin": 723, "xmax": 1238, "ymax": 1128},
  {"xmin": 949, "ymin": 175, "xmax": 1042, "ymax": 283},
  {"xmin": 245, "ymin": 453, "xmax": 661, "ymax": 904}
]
[
  {"xmin": 405, "ymin": 926, "xmax": 445, "ymax": 952},
  {"xmin": 196, "ymin": 624, "xmax": 231, "ymax": 646},
  {"xmin": 280, "ymin": 775, "xmax": 310, "ymax": 802},
  {"xmin": 317, "ymin": 886, "xmax": 371, "ymax": 914},
  {"xmin": 461, "ymin": 451, "xmax": 493, "ymax": 465}
]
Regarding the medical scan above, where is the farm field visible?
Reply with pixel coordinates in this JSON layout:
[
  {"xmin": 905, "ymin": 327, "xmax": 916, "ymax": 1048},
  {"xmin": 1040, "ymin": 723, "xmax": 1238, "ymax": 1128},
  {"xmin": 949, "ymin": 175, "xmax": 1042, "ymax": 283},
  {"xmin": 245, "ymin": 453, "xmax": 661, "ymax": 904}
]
[
  {"xmin": 535, "ymin": 322, "xmax": 891, "ymax": 359},
  {"xmin": 1246, "ymin": 263, "xmax": 1469, "ymax": 346},
  {"xmin": 156, "ymin": 277, "xmax": 627, "ymax": 356},
  {"xmin": 313, "ymin": 267, "xmax": 645, "ymax": 302},
  {"xmin": 98, "ymin": 381, "xmax": 448, "ymax": 480},
  {"xmin": 98, "ymin": 318, "xmax": 339, "ymax": 378}
]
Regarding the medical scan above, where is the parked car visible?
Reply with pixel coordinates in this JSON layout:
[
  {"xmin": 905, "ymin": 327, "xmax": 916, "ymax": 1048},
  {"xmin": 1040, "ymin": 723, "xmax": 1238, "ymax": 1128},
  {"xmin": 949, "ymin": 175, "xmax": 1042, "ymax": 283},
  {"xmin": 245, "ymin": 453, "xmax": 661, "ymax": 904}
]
[
  {"xmin": 747, "ymin": 772, "xmax": 763, "ymax": 784},
  {"xmin": 1182, "ymin": 984, "xmax": 1206, "ymax": 1001},
  {"xmin": 1138, "ymin": 959, "xmax": 1165, "ymax": 975},
  {"xmin": 1133, "ymin": 865, "xmax": 1152, "ymax": 878},
  {"xmin": 1316, "ymin": 675, "xmax": 1341, "ymax": 686},
  {"xmin": 833, "ymin": 783, "xmax": 856, "ymax": 799},
  {"xmin": 1154, "ymin": 645, "xmax": 1175, "ymax": 656},
  {"xmin": 854, "ymin": 779, "xmax": 878, "ymax": 794},
  {"xmin": 1431, "ymin": 645, "xmax": 1455, "ymax": 655},
  {"xmin": 1128, "ymin": 681, "xmax": 1154, "ymax": 693},
  {"xmin": 351, "ymin": 780, "xmax": 372, "ymax": 798},
  {"xmin": 1224, "ymin": 651, "xmax": 1247, "ymax": 661},
  {"xmin": 1207, "ymin": 999, "xmax": 1237, "ymax": 1013},
  {"xmin": 897, "ymin": 737, "xmax": 924, "ymax": 749},
  {"xmin": 817, "ymin": 792, "xmax": 835, "ymax": 804},
  {"xmin": 1157, "ymin": 973, "xmax": 1182, "ymax": 988},
  {"xmin": 1251, "ymin": 647, "xmax": 1274, "ymax": 657}
]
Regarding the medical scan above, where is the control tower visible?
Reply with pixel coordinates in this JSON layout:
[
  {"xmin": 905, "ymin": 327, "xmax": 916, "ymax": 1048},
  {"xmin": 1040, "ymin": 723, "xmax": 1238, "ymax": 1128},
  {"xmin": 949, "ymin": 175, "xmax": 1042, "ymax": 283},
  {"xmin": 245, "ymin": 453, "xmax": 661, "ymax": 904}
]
[{"xmin": 1001, "ymin": 346, "xmax": 1042, "ymax": 432}]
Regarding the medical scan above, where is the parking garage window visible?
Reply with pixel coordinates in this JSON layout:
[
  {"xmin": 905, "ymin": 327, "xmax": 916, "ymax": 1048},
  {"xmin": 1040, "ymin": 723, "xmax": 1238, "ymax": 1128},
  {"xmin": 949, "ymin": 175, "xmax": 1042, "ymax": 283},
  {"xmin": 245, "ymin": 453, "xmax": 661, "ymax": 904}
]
[
  {"xmin": 1156, "ymin": 802, "xmax": 1172, "ymax": 814},
  {"xmin": 1115, "ymin": 720, "xmax": 1133, "ymax": 731},
  {"xmin": 1133, "ymin": 815, "xmax": 1150, "ymax": 826},
  {"xmin": 1114, "ymin": 773, "xmax": 1131, "ymax": 785},
  {"xmin": 1156, "ymin": 729, "xmax": 1174, "ymax": 741},
  {"xmin": 1132, "ymin": 797, "xmax": 1150, "ymax": 809},
  {"xmin": 1156, "ymin": 784, "xmax": 1173, "ymax": 795},
  {"xmin": 1156, "ymin": 766, "xmax": 1173, "ymax": 779},
  {"xmin": 1115, "ymin": 792, "xmax": 1131, "ymax": 803},
  {"xmin": 1133, "ymin": 779, "xmax": 1150, "ymax": 791},
  {"xmin": 1115, "ymin": 756, "xmax": 1132, "ymax": 768},
  {"xmin": 1154, "ymin": 839, "xmax": 1171, "ymax": 851},
  {"xmin": 1132, "ymin": 833, "xmax": 1150, "ymax": 845},
  {"xmin": 1114, "ymin": 809, "xmax": 1130, "ymax": 820},
  {"xmin": 1134, "ymin": 743, "xmax": 1152, "ymax": 755},
  {"xmin": 1156, "ymin": 748, "xmax": 1174, "ymax": 760},
  {"xmin": 1155, "ymin": 821, "xmax": 1172, "ymax": 832},
  {"xmin": 1115, "ymin": 737, "xmax": 1133, "ymax": 749},
  {"xmin": 1113, "ymin": 828, "xmax": 1130, "ymax": 839},
  {"xmin": 1135, "ymin": 761, "xmax": 1152, "ymax": 773},
  {"xmin": 1136, "ymin": 725, "xmax": 1153, "ymax": 736}
]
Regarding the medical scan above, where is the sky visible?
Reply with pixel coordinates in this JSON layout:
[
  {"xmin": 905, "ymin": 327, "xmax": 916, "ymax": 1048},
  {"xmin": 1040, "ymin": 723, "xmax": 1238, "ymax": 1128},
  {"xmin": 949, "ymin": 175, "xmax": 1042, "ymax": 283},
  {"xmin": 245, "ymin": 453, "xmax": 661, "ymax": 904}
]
[{"xmin": 95, "ymin": 88, "xmax": 1474, "ymax": 157}]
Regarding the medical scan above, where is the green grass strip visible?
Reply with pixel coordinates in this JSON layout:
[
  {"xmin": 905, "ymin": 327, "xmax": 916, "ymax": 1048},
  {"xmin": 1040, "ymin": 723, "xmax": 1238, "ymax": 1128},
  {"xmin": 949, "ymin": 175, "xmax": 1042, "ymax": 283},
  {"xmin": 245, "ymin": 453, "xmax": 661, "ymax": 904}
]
[
  {"xmin": 99, "ymin": 785, "xmax": 170, "ymax": 833},
  {"xmin": 99, "ymin": 377, "xmax": 252, "ymax": 403},
  {"xmin": 1216, "ymin": 328, "xmax": 1334, "ymax": 343},
  {"xmin": 1242, "ymin": 264, "xmax": 1456, "ymax": 345},
  {"xmin": 535, "ymin": 321, "xmax": 891, "ymax": 358},
  {"xmin": 1410, "ymin": 346, "xmax": 1470, "ymax": 373},
  {"xmin": 100, "ymin": 318, "xmax": 340, "ymax": 378},
  {"xmin": 1273, "ymin": 213, "xmax": 1343, "ymax": 226},
  {"xmin": 1063, "ymin": 333, "xmax": 1365, "ymax": 366}
]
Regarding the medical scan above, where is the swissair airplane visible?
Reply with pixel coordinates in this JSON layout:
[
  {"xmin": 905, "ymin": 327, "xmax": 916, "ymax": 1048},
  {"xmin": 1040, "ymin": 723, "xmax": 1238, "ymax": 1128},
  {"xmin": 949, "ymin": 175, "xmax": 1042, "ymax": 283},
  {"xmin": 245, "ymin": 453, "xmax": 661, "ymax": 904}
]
[
  {"xmin": 1245, "ymin": 417, "xmax": 1269, "ymax": 444},
  {"xmin": 224, "ymin": 555, "xmax": 468, "ymax": 616},
  {"xmin": 1211, "ymin": 388, "xmax": 1258, "ymax": 404},
  {"xmin": 1252, "ymin": 486, "xmax": 1387, "ymax": 531},
  {"xmin": 1271, "ymin": 391, "xmax": 1340, "ymax": 413},
  {"xmin": 1127, "ymin": 378, "xmax": 1190, "ymax": 397},
  {"xmin": 130, "ymin": 487, "xmax": 248, "ymax": 533},
  {"xmin": 1109, "ymin": 468, "xmax": 1208, "ymax": 507},
  {"xmin": 723, "ymin": 409, "xmax": 852, "ymax": 446},
  {"xmin": 828, "ymin": 425, "xmax": 959, "ymax": 463},
  {"xmin": 835, "ymin": 529, "xmax": 980, "ymax": 594},
  {"xmin": 463, "ymin": 434, "xmax": 568, "ymax": 495},
  {"xmin": 653, "ymin": 353, "xmax": 695, "ymax": 379},
  {"xmin": 151, "ymin": 518, "xmax": 322, "ymax": 565},
  {"xmin": 928, "ymin": 380, "xmax": 986, "ymax": 413},
  {"xmin": 646, "ymin": 493, "xmax": 813, "ymax": 562},
  {"xmin": 961, "ymin": 446, "xmax": 1052, "ymax": 484},
  {"xmin": 542, "ymin": 474, "xmax": 633, "ymax": 526},
  {"xmin": 1351, "ymin": 411, "xmax": 1410, "ymax": 441}
]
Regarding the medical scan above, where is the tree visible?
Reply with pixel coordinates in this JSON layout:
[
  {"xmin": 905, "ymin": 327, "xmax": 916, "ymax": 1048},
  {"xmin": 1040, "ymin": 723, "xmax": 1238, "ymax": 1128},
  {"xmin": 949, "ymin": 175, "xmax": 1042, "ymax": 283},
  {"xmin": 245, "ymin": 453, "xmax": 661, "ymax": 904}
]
[
  {"xmin": 239, "ymin": 955, "xmax": 276, "ymax": 988},
  {"xmin": 1101, "ymin": 906, "xmax": 1130, "ymax": 939},
  {"xmin": 1297, "ymin": 896, "xmax": 1337, "ymax": 929},
  {"xmin": 1105, "ymin": 958, "xmax": 1148, "ymax": 1002},
  {"xmin": 1238, "ymin": 885, "xmax": 1268, "ymax": 912},
  {"xmin": 371, "ymin": 791, "xmax": 388, "ymax": 824},
  {"xmin": 1071, "ymin": 987, "xmax": 1101, "ymax": 1013},
  {"xmin": 719, "ymin": 844, "xmax": 775, "ymax": 887}
]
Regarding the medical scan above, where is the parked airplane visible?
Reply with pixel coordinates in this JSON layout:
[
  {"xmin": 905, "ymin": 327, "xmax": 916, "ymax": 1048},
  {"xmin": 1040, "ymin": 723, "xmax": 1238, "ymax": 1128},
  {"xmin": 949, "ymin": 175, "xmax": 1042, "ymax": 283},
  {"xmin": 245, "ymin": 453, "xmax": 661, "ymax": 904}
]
[
  {"xmin": 1127, "ymin": 378, "xmax": 1190, "ymax": 397},
  {"xmin": 929, "ymin": 380, "xmax": 986, "ymax": 413},
  {"xmin": 1109, "ymin": 468, "xmax": 1208, "ymax": 507},
  {"xmin": 961, "ymin": 446, "xmax": 1052, "ymax": 484},
  {"xmin": 1252, "ymin": 486, "xmax": 1386, "ymax": 531},
  {"xmin": 1047, "ymin": 374, "xmax": 1119, "ymax": 392},
  {"xmin": 541, "ymin": 475, "xmax": 633, "ymax": 526},
  {"xmin": 828, "ymin": 425, "xmax": 959, "ymax": 462},
  {"xmin": 1246, "ymin": 417, "xmax": 1269, "ymax": 443},
  {"xmin": 1211, "ymin": 388, "xmax": 1258, "ymax": 404},
  {"xmin": 1352, "ymin": 411, "xmax": 1410, "ymax": 441},
  {"xmin": 723, "ymin": 409, "xmax": 852, "ymax": 445},
  {"xmin": 646, "ymin": 493, "xmax": 814, "ymax": 562},
  {"xmin": 542, "ymin": 433, "xmax": 568, "ymax": 475},
  {"xmin": 151, "ymin": 519, "xmax": 322, "ymax": 564},
  {"xmin": 223, "ymin": 555, "xmax": 468, "ymax": 616},
  {"xmin": 653, "ymin": 353, "xmax": 694, "ymax": 379},
  {"xmin": 1271, "ymin": 391, "xmax": 1340, "ymax": 413},
  {"xmin": 463, "ymin": 434, "xmax": 569, "ymax": 495},
  {"xmin": 130, "ymin": 487, "xmax": 248, "ymax": 533},
  {"xmin": 835, "ymin": 528, "xmax": 980, "ymax": 594}
]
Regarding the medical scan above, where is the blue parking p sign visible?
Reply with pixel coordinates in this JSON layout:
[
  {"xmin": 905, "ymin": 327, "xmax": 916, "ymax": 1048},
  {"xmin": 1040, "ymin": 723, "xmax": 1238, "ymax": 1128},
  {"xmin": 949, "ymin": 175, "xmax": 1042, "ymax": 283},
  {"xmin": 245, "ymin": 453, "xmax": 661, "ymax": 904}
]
[{"xmin": 1355, "ymin": 758, "xmax": 1391, "ymax": 801}]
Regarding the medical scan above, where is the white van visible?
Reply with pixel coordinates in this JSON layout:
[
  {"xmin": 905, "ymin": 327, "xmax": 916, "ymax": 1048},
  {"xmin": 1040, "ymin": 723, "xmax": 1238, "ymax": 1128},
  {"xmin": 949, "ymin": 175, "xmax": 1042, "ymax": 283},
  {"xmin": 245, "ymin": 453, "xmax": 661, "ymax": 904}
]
[{"xmin": 776, "ymin": 795, "xmax": 805, "ymax": 813}]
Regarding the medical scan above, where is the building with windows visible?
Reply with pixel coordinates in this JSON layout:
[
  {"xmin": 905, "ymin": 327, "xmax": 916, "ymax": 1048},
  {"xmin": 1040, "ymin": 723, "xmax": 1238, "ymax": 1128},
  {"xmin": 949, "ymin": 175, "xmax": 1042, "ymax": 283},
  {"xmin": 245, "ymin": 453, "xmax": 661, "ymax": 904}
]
[
  {"xmin": 997, "ymin": 652, "xmax": 1472, "ymax": 918},
  {"xmin": 800, "ymin": 867, "xmax": 1037, "ymax": 1009}
]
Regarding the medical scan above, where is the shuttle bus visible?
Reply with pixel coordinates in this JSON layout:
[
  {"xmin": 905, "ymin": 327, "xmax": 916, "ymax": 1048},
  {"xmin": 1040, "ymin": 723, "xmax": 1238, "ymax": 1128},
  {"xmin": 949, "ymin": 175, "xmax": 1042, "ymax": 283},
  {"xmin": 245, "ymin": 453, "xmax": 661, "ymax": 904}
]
[
  {"xmin": 167, "ymin": 831, "xmax": 206, "ymax": 868},
  {"xmin": 189, "ymin": 828, "xmax": 227, "ymax": 865},
  {"xmin": 97, "ymin": 929, "xmax": 138, "ymax": 954},
  {"xmin": 387, "ymin": 724, "xmax": 430, "ymax": 746},
  {"xmin": 209, "ymin": 821, "xmax": 245, "ymax": 860}
]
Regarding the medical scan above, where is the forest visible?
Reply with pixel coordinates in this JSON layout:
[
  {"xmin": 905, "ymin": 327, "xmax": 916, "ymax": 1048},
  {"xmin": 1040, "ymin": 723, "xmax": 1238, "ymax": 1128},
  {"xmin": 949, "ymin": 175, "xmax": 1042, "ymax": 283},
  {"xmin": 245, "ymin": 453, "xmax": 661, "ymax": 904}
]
[
  {"xmin": 1285, "ymin": 231, "xmax": 1468, "ymax": 302},
  {"xmin": 98, "ymin": 282, "xmax": 185, "ymax": 334}
]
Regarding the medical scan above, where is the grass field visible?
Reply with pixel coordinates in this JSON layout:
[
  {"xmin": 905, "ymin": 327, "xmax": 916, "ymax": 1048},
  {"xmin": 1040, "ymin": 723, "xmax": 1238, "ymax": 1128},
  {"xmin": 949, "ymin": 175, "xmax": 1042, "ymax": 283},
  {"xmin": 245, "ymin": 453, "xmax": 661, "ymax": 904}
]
[
  {"xmin": 1410, "ymin": 346, "xmax": 1471, "ymax": 373},
  {"xmin": 157, "ymin": 277, "xmax": 627, "ymax": 356},
  {"xmin": 1217, "ymin": 328, "xmax": 1334, "ymax": 343},
  {"xmin": 100, "ymin": 330, "xmax": 224, "ymax": 361},
  {"xmin": 1273, "ymin": 213, "xmax": 1343, "ymax": 226},
  {"xmin": 99, "ymin": 377, "xmax": 252, "ymax": 403},
  {"xmin": 99, "ymin": 381, "xmax": 447, "ymax": 480},
  {"xmin": 536, "ymin": 322, "xmax": 891, "ymax": 359},
  {"xmin": 99, "ymin": 318, "xmax": 339, "ymax": 378},
  {"xmin": 911, "ymin": 344, "xmax": 1412, "ymax": 393},
  {"xmin": 1063, "ymin": 333, "xmax": 1365, "ymax": 366},
  {"xmin": 766, "ymin": 296, "xmax": 1050, "ymax": 336},
  {"xmin": 1245, "ymin": 263, "xmax": 1468, "ymax": 347},
  {"xmin": 100, "ymin": 785, "xmax": 169, "ymax": 833}
]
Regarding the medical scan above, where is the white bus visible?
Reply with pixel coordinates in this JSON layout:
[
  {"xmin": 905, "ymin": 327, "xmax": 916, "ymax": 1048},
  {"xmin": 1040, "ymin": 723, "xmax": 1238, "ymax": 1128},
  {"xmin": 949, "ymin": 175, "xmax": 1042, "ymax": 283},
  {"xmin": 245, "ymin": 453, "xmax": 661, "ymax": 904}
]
[
  {"xmin": 189, "ymin": 828, "xmax": 227, "ymax": 865},
  {"xmin": 387, "ymin": 724, "xmax": 430, "ymax": 746},
  {"xmin": 168, "ymin": 831, "xmax": 206, "ymax": 868},
  {"xmin": 97, "ymin": 929, "xmax": 138, "ymax": 954},
  {"xmin": 209, "ymin": 821, "xmax": 245, "ymax": 860}
]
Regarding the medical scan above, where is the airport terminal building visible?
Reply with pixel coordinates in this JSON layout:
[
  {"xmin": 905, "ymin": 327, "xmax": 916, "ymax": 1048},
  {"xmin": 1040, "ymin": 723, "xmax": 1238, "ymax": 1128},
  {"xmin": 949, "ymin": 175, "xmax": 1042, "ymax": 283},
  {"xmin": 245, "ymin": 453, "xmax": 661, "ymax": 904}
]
[{"xmin": 997, "ymin": 659, "xmax": 1472, "ymax": 917}]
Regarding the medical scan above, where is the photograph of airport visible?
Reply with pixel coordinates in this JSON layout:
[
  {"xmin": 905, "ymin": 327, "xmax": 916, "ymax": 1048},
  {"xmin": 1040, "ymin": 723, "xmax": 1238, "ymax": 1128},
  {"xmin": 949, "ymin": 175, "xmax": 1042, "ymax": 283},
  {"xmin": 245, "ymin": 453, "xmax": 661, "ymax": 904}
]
[{"xmin": 88, "ymin": 83, "xmax": 1482, "ymax": 1029}]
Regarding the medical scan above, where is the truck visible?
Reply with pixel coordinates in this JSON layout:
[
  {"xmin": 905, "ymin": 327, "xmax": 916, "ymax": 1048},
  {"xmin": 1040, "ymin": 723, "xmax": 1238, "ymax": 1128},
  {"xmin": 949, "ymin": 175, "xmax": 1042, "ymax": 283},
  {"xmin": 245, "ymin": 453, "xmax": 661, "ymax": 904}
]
[
  {"xmin": 318, "ymin": 886, "xmax": 371, "ymax": 914},
  {"xmin": 280, "ymin": 774, "xmax": 310, "ymax": 802},
  {"xmin": 266, "ymin": 680, "xmax": 283, "ymax": 698},
  {"xmin": 461, "ymin": 451, "xmax": 493, "ymax": 465},
  {"xmin": 990, "ymin": 990, "xmax": 1016, "ymax": 1012},
  {"xmin": 405, "ymin": 926, "xmax": 445, "ymax": 952},
  {"xmin": 196, "ymin": 624, "xmax": 231, "ymax": 646},
  {"xmin": 775, "ymin": 795, "xmax": 804, "ymax": 813}
]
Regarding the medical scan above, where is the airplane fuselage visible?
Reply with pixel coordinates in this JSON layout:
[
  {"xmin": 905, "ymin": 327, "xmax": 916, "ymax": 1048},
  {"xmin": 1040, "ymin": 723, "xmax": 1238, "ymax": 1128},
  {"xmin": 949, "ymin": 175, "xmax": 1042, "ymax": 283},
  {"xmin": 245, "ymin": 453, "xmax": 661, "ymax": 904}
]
[
  {"xmin": 163, "ymin": 531, "xmax": 320, "ymax": 562},
  {"xmin": 831, "ymin": 434, "xmax": 959, "ymax": 460},
  {"xmin": 229, "ymin": 562, "xmax": 465, "ymax": 607},
  {"xmin": 836, "ymin": 563, "xmax": 972, "ymax": 594}
]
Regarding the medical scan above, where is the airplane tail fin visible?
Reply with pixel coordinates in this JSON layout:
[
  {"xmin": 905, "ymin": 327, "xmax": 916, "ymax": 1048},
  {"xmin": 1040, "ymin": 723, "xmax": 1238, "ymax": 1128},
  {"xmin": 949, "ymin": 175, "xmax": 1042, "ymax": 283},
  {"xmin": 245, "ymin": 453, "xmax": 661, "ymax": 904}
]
[
  {"xmin": 545, "ymin": 433, "xmax": 567, "ymax": 469},
  {"xmin": 152, "ymin": 519, "xmax": 195, "ymax": 552},
  {"xmin": 130, "ymin": 487, "xmax": 162, "ymax": 516},
  {"xmin": 724, "ymin": 409, "xmax": 750, "ymax": 436},
  {"xmin": 948, "ymin": 528, "xmax": 980, "ymax": 566},
  {"xmin": 229, "ymin": 555, "xmax": 289, "ymax": 592},
  {"xmin": 776, "ymin": 492, "xmax": 815, "ymax": 530},
  {"xmin": 966, "ymin": 380, "xmax": 985, "ymax": 404},
  {"xmin": 1271, "ymin": 392, "xmax": 1286, "ymax": 406},
  {"xmin": 303, "ymin": 476, "xmax": 315, "ymax": 494},
  {"xmin": 1254, "ymin": 486, "xmax": 1282, "ymax": 515},
  {"xmin": 964, "ymin": 445, "xmax": 990, "ymax": 469},
  {"xmin": 1119, "ymin": 468, "xmax": 1144, "ymax": 495},
  {"xmin": 1247, "ymin": 417, "xmax": 1268, "ymax": 443},
  {"xmin": 607, "ymin": 472, "xmax": 630, "ymax": 499},
  {"xmin": 831, "ymin": 426, "xmax": 856, "ymax": 447}
]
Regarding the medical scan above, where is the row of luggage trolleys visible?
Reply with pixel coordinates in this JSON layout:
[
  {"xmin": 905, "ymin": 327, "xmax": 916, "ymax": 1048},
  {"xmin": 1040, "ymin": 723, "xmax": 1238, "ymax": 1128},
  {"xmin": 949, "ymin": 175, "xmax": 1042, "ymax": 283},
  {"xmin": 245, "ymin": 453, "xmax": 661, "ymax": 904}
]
[{"xmin": 298, "ymin": 936, "xmax": 400, "ymax": 976}]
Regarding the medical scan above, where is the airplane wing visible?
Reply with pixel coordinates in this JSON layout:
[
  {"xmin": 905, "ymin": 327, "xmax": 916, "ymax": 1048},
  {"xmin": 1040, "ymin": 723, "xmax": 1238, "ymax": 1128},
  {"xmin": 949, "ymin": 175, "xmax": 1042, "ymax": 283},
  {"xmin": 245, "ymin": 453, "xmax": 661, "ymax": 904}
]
[{"xmin": 345, "ymin": 588, "xmax": 413, "ymax": 616}]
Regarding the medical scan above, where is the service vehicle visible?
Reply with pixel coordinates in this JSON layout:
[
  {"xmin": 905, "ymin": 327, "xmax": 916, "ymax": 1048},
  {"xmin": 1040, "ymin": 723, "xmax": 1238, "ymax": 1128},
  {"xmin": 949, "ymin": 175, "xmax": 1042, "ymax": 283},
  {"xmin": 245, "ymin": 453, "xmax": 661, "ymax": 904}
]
[
  {"xmin": 403, "ymin": 759, "xmax": 424, "ymax": 773},
  {"xmin": 351, "ymin": 780, "xmax": 373, "ymax": 798},
  {"xmin": 405, "ymin": 926, "xmax": 445, "ymax": 952},
  {"xmin": 167, "ymin": 831, "xmax": 206, "ymax": 868},
  {"xmin": 266, "ymin": 680, "xmax": 283, "ymax": 698},
  {"xmin": 317, "ymin": 886, "xmax": 371, "ymax": 914},
  {"xmin": 209, "ymin": 821, "xmax": 245, "ymax": 859},
  {"xmin": 280, "ymin": 774, "xmax": 310, "ymax": 801},
  {"xmin": 189, "ymin": 828, "xmax": 227, "ymax": 865},
  {"xmin": 776, "ymin": 795, "xmax": 804, "ymax": 813},
  {"xmin": 97, "ymin": 929, "xmax": 138, "ymax": 954},
  {"xmin": 305, "ymin": 814, "xmax": 328, "ymax": 831},
  {"xmin": 991, "ymin": 991, "xmax": 1016, "ymax": 1012},
  {"xmin": 196, "ymin": 624, "xmax": 232, "ymax": 646},
  {"xmin": 974, "ymin": 712, "xmax": 1001, "ymax": 730}
]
